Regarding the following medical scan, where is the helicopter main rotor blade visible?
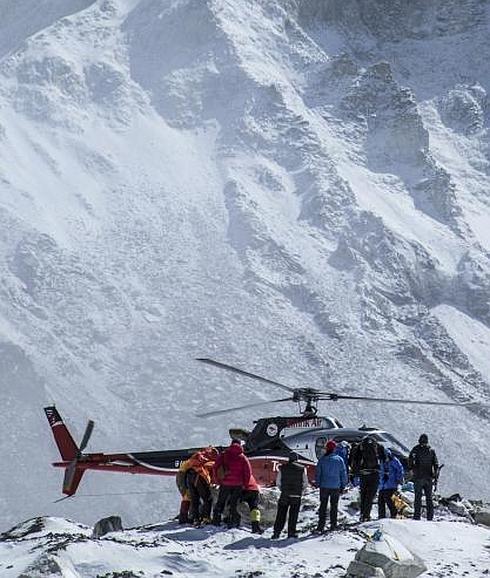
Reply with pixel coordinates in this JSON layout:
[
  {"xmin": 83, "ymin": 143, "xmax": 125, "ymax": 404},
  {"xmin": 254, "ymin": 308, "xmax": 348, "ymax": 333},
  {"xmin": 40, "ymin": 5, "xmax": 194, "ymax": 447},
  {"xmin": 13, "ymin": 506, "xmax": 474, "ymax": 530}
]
[
  {"xmin": 196, "ymin": 358, "xmax": 296, "ymax": 393},
  {"xmin": 317, "ymin": 392, "xmax": 474, "ymax": 406},
  {"xmin": 196, "ymin": 396, "xmax": 294, "ymax": 418}
]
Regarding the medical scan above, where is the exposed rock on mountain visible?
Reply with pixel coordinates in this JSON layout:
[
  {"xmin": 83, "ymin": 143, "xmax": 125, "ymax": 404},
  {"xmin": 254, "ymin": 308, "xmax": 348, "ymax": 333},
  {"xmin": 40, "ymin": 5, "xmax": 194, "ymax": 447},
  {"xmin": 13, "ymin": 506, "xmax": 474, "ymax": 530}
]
[{"xmin": 0, "ymin": 0, "xmax": 488, "ymax": 528}]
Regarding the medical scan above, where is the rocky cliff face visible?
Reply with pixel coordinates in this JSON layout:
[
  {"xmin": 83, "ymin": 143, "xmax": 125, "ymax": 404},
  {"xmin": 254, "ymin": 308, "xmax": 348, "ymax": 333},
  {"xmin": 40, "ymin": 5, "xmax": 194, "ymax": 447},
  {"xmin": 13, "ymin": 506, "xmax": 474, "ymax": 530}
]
[{"xmin": 0, "ymin": 0, "xmax": 488, "ymax": 527}]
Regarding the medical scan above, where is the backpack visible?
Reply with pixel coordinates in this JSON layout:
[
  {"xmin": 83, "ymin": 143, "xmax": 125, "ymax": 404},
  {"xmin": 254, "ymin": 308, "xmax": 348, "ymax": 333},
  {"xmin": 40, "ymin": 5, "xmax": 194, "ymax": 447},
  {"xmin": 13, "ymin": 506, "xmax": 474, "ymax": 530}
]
[
  {"xmin": 215, "ymin": 453, "xmax": 229, "ymax": 483},
  {"xmin": 360, "ymin": 439, "xmax": 379, "ymax": 470}
]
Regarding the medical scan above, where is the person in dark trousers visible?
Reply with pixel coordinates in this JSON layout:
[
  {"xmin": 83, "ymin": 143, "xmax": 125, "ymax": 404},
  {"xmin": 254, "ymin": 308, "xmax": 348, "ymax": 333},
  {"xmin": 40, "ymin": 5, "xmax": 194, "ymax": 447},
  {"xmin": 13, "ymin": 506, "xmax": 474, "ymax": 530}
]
[
  {"xmin": 409, "ymin": 433, "xmax": 439, "ymax": 521},
  {"xmin": 378, "ymin": 449, "xmax": 404, "ymax": 519},
  {"xmin": 241, "ymin": 474, "xmax": 263, "ymax": 534},
  {"xmin": 352, "ymin": 435, "xmax": 385, "ymax": 522},
  {"xmin": 315, "ymin": 440, "xmax": 347, "ymax": 533},
  {"xmin": 272, "ymin": 453, "xmax": 308, "ymax": 539},
  {"xmin": 212, "ymin": 440, "xmax": 252, "ymax": 528}
]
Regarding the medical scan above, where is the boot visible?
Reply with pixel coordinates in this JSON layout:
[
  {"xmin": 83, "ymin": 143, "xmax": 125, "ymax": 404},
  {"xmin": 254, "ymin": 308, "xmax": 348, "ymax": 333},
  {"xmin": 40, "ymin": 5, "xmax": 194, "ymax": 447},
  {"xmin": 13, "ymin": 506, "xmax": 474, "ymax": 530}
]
[
  {"xmin": 178, "ymin": 500, "xmax": 190, "ymax": 524},
  {"xmin": 212, "ymin": 513, "xmax": 221, "ymax": 526},
  {"xmin": 251, "ymin": 521, "xmax": 263, "ymax": 534}
]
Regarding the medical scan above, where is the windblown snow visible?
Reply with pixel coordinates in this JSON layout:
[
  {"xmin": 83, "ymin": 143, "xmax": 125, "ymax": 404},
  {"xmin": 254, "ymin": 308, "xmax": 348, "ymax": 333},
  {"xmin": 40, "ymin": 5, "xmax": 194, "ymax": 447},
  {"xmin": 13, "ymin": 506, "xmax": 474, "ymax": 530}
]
[{"xmin": 0, "ymin": 0, "xmax": 489, "ymax": 529}]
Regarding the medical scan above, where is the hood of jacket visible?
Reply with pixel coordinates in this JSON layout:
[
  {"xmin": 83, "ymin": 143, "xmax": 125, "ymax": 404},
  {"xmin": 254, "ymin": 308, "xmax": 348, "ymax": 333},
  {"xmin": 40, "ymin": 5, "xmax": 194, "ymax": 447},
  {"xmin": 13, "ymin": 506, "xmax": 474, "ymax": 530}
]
[{"xmin": 226, "ymin": 443, "xmax": 243, "ymax": 458}]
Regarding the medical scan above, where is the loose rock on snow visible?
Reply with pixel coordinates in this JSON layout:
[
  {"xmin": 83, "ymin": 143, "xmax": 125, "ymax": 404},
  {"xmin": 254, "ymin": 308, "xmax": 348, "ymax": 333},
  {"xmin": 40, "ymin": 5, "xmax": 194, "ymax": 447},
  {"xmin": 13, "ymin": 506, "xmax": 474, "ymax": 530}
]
[{"xmin": 347, "ymin": 532, "xmax": 427, "ymax": 578}]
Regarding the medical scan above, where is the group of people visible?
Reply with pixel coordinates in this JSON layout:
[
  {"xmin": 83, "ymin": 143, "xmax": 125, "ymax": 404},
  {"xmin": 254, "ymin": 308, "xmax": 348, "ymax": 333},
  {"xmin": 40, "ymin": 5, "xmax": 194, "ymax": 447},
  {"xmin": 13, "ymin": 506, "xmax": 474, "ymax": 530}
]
[
  {"xmin": 176, "ymin": 439, "xmax": 264, "ymax": 533},
  {"xmin": 176, "ymin": 433, "xmax": 439, "ymax": 538}
]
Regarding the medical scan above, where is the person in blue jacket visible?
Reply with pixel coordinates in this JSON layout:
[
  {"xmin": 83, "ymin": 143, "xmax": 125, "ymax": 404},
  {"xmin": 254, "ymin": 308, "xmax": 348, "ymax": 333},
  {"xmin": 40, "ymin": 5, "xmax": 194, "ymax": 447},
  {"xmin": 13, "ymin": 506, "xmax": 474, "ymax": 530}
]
[
  {"xmin": 378, "ymin": 449, "xmax": 405, "ymax": 519},
  {"xmin": 335, "ymin": 441, "xmax": 350, "ymax": 471},
  {"xmin": 314, "ymin": 440, "xmax": 347, "ymax": 532}
]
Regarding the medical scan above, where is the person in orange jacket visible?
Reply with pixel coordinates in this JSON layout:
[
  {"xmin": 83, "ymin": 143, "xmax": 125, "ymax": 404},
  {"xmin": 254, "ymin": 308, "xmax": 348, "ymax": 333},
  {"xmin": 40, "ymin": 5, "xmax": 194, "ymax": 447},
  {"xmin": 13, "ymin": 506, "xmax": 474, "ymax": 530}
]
[
  {"xmin": 241, "ymin": 473, "xmax": 263, "ymax": 534},
  {"xmin": 185, "ymin": 447, "xmax": 218, "ymax": 525},
  {"xmin": 176, "ymin": 458, "xmax": 192, "ymax": 524}
]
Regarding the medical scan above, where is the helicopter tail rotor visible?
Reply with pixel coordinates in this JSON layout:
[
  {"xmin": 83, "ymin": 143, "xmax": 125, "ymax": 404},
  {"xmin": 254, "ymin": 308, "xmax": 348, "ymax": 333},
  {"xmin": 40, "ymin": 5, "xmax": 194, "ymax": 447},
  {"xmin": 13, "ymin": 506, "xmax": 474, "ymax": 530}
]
[{"xmin": 62, "ymin": 419, "xmax": 94, "ymax": 495}]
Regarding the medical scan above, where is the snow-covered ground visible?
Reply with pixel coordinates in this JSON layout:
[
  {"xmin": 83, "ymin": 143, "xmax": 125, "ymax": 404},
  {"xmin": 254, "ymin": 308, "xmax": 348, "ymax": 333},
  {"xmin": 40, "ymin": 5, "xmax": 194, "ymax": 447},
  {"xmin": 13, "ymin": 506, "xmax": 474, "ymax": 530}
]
[
  {"xmin": 1, "ymin": 488, "xmax": 488, "ymax": 577},
  {"xmin": 0, "ymin": 0, "xmax": 489, "ymax": 529}
]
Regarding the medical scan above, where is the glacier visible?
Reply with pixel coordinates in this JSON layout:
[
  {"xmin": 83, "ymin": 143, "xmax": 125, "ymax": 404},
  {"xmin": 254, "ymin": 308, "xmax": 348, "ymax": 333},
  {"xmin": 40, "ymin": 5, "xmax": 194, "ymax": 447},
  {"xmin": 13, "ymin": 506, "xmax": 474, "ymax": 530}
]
[{"xmin": 0, "ymin": 0, "xmax": 489, "ymax": 529}]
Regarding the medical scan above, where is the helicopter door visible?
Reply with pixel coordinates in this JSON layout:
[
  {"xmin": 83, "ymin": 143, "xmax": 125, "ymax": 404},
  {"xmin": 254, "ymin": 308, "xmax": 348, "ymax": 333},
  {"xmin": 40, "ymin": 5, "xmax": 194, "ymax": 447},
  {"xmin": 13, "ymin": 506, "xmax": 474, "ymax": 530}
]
[
  {"xmin": 283, "ymin": 433, "xmax": 316, "ymax": 462},
  {"xmin": 315, "ymin": 436, "xmax": 329, "ymax": 460}
]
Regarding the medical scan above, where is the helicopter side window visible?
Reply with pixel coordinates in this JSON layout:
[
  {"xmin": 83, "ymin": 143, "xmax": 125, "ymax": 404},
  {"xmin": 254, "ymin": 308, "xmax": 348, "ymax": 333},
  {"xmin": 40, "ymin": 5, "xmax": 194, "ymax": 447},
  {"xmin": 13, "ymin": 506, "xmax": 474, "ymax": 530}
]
[{"xmin": 315, "ymin": 437, "xmax": 328, "ymax": 459}]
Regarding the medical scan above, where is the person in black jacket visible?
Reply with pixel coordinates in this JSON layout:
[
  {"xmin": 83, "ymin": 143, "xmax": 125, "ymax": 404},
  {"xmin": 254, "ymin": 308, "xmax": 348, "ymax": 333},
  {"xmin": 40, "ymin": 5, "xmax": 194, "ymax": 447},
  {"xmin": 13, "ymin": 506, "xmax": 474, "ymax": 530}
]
[
  {"xmin": 351, "ymin": 436, "xmax": 385, "ymax": 522},
  {"xmin": 409, "ymin": 433, "xmax": 439, "ymax": 521},
  {"xmin": 272, "ymin": 453, "xmax": 309, "ymax": 539}
]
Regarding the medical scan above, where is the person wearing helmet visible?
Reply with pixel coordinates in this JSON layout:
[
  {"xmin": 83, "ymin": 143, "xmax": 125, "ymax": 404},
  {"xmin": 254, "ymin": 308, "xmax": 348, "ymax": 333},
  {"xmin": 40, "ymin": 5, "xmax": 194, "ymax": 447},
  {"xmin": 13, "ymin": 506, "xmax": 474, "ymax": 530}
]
[
  {"xmin": 352, "ymin": 435, "xmax": 385, "ymax": 522},
  {"xmin": 212, "ymin": 440, "xmax": 252, "ymax": 528},
  {"xmin": 378, "ymin": 448, "xmax": 405, "ymax": 519},
  {"xmin": 314, "ymin": 440, "xmax": 347, "ymax": 533},
  {"xmin": 409, "ymin": 434, "xmax": 439, "ymax": 521},
  {"xmin": 272, "ymin": 452, "xmax": 309, "ymax": 539}
]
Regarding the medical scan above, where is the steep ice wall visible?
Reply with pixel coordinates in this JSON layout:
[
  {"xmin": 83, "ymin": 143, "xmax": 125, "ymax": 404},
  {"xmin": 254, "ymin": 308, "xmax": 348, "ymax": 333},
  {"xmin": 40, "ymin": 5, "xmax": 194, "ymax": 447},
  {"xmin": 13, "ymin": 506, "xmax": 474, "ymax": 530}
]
[{"xmin": 0, "ymin": 0, "xmax": 489, "ymax": 528}]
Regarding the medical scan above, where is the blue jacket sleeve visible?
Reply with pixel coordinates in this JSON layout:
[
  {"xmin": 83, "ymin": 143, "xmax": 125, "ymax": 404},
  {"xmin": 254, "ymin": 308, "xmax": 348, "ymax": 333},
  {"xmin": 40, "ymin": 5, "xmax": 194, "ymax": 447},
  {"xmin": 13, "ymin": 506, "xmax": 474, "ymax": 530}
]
[
  {"xmin": 396, "ymin": 459, "xmax": 404, "ymax": 483},
  {"xmin": 340, "ymin": 459, "xmax": 347, "ymax": 488},
  {"xmin": 315, "ymin": 460, "xmax": 321, "ymax": 487}
]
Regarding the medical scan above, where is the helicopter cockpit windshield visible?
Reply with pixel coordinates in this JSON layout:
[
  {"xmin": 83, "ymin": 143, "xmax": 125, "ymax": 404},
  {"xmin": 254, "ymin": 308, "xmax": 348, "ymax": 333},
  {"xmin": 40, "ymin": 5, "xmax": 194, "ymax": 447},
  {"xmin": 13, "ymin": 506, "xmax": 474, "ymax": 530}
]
[
  {"xmin": 313, "ymin": 429, "xmax": 410, "ymax": 462},
  {"xmin": 373, "ymin": 432, "xmax": 410, "ymax": 453}
]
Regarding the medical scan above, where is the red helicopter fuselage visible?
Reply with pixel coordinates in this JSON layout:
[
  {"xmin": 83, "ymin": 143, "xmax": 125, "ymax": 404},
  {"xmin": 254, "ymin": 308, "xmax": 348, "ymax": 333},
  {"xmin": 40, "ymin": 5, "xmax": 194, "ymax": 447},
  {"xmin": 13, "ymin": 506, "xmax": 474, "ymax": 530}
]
[{"xmin": 45, "ymin": 407, "xmax": 316, "ymax": 496}]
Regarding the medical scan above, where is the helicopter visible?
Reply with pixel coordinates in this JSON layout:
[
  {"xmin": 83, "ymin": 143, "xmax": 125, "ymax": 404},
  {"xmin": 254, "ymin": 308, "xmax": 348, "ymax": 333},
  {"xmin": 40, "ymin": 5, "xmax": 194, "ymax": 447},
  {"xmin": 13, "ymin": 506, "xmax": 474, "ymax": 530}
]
[{"xmin": 45, "ymin": 358, "xmax": 474, "ymax": 497}]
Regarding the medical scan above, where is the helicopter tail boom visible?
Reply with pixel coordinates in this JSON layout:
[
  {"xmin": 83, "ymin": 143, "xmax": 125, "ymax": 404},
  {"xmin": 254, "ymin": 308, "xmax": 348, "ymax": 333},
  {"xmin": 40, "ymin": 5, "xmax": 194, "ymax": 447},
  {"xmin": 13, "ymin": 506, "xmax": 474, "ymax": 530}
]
[{"xmin": 44, "ymin": 406, "xmax": 78, "ymax": 461}]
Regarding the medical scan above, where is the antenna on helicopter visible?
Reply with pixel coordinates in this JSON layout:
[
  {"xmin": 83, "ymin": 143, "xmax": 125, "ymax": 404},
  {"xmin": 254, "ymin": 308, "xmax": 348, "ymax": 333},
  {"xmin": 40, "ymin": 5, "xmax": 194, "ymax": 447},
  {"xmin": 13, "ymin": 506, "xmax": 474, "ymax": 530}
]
[{"xmin": 195, "ymin": 358, "xmax": 478, "ymax": 418}]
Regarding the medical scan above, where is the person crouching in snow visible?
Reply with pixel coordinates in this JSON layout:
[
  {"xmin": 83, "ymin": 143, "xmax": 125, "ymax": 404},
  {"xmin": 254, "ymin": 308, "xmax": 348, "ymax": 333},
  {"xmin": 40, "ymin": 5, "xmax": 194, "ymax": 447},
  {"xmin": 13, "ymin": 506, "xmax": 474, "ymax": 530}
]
[
  {"xmin": 185, "ymin": 446, "xmax": 218, "ymax": 526},
  {"xmin": 314, "ymin": 440, "xmax": 347, "ymax": 533},
  {"xmin": 212, "ymin": 440, "xmax": 252, "ymax": 528},
  {"xmin": 272, "ymin": 452, "xmax": 309, "ymax": 539},
  {"xmin": 378, "ymin": 449, "xmax": 404, "ymax": 519},
  {"xmin": 241, "ymin": 474, "xmax": 263, "ymax": 534}
]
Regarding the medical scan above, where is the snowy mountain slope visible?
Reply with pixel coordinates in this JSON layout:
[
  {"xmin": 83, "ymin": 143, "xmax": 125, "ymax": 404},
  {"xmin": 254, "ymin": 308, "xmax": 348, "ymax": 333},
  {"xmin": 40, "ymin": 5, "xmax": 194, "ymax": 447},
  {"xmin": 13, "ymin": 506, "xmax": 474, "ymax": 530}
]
[{"xmin": 0, "ymin": 0, "xmax": 489, "ymax": 528}]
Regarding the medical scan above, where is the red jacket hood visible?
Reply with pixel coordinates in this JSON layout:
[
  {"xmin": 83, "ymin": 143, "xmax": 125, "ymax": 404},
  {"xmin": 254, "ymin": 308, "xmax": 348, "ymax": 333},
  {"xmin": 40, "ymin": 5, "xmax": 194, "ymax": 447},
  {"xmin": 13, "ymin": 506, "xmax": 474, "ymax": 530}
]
[{"xmin": 226, "ymin": 443, "xmax": 243, "ymax": 457}]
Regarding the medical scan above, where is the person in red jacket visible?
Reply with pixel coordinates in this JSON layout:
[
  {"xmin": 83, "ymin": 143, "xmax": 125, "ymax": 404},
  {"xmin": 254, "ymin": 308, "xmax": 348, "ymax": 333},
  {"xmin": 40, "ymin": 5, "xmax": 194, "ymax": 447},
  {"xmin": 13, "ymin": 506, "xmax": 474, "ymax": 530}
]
[
  {"xmin": 212, "ymin": 440, "xmax": 252, "ymax": 528},
  {"xmin": 241, "ymin": 474, "xmax": 263, "ymax": 534}
]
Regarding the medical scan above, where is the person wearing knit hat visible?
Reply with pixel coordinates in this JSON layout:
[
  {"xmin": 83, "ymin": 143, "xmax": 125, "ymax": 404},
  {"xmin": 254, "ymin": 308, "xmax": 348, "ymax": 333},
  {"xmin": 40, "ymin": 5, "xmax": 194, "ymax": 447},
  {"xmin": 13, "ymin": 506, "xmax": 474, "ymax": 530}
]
[
  {"xmin": 409, "ymin": 434, "xmax": 439, "ymax": 521},
  {"xmin": 314, "ymin": 439, "xmax": 347, "ymax": 533}
]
